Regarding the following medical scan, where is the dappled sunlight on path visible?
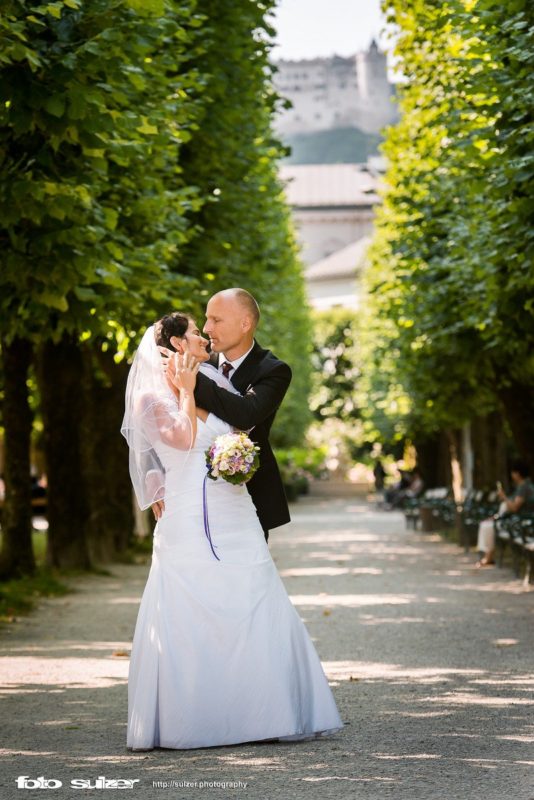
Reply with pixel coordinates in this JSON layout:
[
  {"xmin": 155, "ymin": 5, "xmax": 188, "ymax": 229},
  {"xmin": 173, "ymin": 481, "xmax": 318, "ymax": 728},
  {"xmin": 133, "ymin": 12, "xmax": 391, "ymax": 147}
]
[
  {"xmin": 290, "ymin": 593, "xmax": 414, "ymax": 607},
  {"xmin": 0, "ymin": 495, "xmax": 532, "ymax": 799}
]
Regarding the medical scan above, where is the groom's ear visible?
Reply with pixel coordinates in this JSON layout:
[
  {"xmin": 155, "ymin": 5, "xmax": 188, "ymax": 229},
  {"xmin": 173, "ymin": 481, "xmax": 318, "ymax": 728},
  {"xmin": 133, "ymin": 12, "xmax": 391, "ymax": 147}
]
[{"xmin": 241, "ymin": 315, "xmax": 253, "ymax": 333}]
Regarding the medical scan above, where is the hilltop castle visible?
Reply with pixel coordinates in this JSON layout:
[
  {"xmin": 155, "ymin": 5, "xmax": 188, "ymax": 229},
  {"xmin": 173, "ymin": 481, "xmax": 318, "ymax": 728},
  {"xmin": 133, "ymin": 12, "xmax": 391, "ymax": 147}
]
[{"xmin": 272, "ymin": 40, "xmax": 397, "ymax": 136}]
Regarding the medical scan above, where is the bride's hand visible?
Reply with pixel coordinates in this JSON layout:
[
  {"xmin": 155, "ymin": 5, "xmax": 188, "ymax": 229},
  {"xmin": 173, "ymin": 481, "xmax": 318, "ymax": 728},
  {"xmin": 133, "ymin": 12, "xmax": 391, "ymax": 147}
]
[
  {"xmin": 171, "ymin": 351, "xmax": 200, "ymax": 393},
  {"xmin": 158, "ymin": 346, "xmax": 175, "ymax": 383}
]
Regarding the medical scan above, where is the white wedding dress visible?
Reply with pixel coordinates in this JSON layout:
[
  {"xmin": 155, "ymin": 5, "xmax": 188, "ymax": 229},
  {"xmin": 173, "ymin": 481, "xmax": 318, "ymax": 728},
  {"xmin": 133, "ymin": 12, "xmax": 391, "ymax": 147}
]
[{"xmin": 126, "ymin": 412, "xmax": 343, "ymax": 750}]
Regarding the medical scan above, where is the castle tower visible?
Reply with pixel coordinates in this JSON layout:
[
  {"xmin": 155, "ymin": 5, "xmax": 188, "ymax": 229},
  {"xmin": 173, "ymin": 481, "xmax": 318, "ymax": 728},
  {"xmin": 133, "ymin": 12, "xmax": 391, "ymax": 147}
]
[
  {"xmin": 273, "ymin": 41, "xmax": 396, "ymax": 137},
  {"xmin": 355, "ymin": 40, "xmax": 395, "ymax": 131},
  {"xmin": 356, "ymin": 40, "xmax": 386, "ymax": 98}
]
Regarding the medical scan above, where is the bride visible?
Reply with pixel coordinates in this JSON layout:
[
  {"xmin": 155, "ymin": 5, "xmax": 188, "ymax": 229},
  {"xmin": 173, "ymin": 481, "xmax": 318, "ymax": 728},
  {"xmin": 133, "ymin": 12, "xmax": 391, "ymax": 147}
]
[{"xmin": 121, "ymin": 312, "xmax": 343, "ymax": 750}]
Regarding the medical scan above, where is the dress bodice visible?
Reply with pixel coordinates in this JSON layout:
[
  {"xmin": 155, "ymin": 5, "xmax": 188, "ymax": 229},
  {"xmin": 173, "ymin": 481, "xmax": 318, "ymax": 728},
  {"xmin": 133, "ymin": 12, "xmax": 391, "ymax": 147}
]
[
  {"xmin": 153, "ymin": 414, "xmax": 231, "ymax": 473},
  {"xmin": 152, "ymin": 408, "xmax": 263, "ymax": 564},
  {"xmin": 151, "ymin": 414, "xmax": 235, "ymax": 505},
  {"xmin": 196, "ymin": 414, "xmax": 234, "ymax": 448}
]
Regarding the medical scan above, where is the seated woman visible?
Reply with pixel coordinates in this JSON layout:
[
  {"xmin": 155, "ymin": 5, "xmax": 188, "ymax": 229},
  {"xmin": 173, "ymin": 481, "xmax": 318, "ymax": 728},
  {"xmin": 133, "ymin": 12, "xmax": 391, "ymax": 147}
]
[{"xmin": 476, "ymin": 459, "xmax": 534, "ymax": 567}]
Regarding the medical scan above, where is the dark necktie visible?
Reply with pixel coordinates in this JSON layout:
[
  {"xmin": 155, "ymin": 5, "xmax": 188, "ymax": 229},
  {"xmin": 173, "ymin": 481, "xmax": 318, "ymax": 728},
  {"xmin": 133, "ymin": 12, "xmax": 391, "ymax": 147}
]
[{"xmin": 221, "ymin": 361, "xmax": 233, "ymax": 379}]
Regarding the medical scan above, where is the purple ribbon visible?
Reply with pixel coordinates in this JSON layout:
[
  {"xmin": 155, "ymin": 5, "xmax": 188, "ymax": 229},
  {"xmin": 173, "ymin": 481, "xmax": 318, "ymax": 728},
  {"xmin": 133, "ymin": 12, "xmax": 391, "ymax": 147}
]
[{"xmin": 203, "ymin": 473, "xmax": 220, "ymax": 561}]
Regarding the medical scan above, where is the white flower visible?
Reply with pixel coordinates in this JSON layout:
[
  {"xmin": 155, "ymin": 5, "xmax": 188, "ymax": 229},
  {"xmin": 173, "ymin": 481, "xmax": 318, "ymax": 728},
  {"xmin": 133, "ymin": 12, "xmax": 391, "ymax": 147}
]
[{"xmin": 206, "ymin": 431, "xmax": 258, "ymax": 485}]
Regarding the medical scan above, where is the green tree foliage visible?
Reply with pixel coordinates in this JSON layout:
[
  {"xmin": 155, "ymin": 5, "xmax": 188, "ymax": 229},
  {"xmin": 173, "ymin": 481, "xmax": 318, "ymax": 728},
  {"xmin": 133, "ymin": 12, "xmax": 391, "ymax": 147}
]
[
  {"xmin": 364, "ymin": 0, "xmax": 534, "ymax": 463},
  {"xmin": 0, "ymin": 0, "xmax": 310, "ymax": 576},
  {"xmin": 0, "ymin": 0, "xmax": 203, "ymax": 341},
  {"xmin": 306, "ymin": 307, "xmax": 372, "ymax": 466},
  {"xmin": 0, "ymin": 0, "xmax": 308, "ymax": 396},
  {"xmin": 0, "ymin": 0, "xmax": 204, "ymax": 574},
  {"xmin": 310, "ymin": 308, "xmax": 360, "ymax": 422},
  {"xmin": 177, "ymin": 0, "xmax": 311, "ymax": 447}
]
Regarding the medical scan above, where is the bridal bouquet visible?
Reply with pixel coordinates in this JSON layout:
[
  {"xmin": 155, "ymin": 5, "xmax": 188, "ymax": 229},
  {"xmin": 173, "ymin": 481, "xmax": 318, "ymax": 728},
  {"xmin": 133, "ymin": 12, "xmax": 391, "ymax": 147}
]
[{"xmin": 205, "ymin": 432, "xmax": 260, "ymax": 485}]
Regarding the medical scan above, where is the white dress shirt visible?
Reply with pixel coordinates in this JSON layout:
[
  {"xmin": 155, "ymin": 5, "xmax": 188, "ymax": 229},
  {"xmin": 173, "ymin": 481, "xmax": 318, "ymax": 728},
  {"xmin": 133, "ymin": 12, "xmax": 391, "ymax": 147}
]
[{"xmin": 218, "ymin": 341, "xmax": 255, "ymax": 380}]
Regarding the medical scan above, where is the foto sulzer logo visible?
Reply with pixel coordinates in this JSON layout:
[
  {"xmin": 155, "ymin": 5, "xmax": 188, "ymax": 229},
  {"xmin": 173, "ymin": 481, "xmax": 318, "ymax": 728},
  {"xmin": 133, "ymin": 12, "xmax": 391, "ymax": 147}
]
[{"xmin": 16, "ymin": 776, "xmax": 140, "ymax": 789}]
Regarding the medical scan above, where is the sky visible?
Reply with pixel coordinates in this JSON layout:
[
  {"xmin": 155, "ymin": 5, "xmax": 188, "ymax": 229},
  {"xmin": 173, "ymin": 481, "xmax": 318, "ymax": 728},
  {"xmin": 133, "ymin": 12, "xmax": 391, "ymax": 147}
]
[{"xmin": 270, "ymin": 0, "xmax": 388, "ymax": 61}]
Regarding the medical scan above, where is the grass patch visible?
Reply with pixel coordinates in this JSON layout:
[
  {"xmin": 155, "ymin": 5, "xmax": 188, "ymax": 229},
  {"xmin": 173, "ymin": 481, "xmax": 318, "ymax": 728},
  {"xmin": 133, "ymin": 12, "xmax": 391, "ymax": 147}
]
[
  {"xmin": 0, "ymin": 568, "xmax": 72, "ymax": 625},
  {"xmin": 116, "ymin": 533, "xmax": 154, "ymax": 565},
  {"xmin": 32, "ymin": 528, "xmax": 47, "ymax": 564},
  {"xmin": 0, "ymin": 527, "xmax": 152, "ymax": 626},
  {"xmin": 0, "ymin": 529, "xmax": 115, "ymax": 626},
  {"xmin": 0, "ymin": 529, "xmax": 71, "ymax": 624}
]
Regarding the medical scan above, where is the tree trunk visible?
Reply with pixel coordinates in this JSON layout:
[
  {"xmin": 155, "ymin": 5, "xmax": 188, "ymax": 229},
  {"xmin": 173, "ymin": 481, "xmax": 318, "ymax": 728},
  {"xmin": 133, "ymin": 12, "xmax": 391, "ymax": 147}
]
[
  {"xmin": 497, "ymin": 383, "xmax": 534, "ymax": 476},
  {"xmin": 37, "ymin": 337, "xmax": 91, "ymax": 570},
  {"xmin": 470, "ymin": 411, "xmax": 509, "ymax": 489},
  {"xmin": 0, "ymin": 337, "xmax": 35, "ymax": 579},
  {"xmin": 445, "ymin": 428, "xmax": 464, "ymax": 501},
  {"xmin": 415, "ymin": 432, "xmax": 452, "ymax": 489},
  {"xmin": 81, "ymin": 343, "xmax": 134, "ymax": 563}
]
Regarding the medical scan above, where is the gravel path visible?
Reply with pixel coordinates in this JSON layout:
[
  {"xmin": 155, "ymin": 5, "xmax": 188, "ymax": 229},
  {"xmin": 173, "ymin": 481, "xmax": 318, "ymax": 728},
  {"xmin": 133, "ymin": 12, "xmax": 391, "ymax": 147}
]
[{"xmin": 0, "ymin": 496, "xmax": 532, "ymax": 799}]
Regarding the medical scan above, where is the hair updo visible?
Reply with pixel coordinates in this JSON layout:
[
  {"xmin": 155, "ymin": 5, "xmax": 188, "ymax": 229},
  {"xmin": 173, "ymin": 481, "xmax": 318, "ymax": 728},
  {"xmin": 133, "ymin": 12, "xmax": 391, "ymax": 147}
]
[{"xmin": 153, "ymin": 312, "xmax": 192, "ymax": 352}]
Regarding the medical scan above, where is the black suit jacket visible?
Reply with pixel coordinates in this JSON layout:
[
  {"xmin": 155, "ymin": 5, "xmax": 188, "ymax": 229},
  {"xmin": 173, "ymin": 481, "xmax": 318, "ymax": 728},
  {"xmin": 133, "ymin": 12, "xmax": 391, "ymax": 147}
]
[{"xmin": 194, "ymin": 342, "xmax": 292, "ymax": 531}]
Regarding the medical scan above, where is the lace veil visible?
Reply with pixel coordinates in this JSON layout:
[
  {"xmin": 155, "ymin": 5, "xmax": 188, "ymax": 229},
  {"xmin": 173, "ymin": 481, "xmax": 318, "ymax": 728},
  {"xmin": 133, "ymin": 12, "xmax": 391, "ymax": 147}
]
[{"xmin": 120, "ymin": 325, "xmax": 193, "ymax": 510}]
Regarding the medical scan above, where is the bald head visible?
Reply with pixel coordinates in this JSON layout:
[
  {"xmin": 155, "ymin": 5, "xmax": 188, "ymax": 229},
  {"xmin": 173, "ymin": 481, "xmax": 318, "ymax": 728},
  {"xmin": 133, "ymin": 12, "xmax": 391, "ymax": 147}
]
[
  {"xmin": 204, "ymin": 288, "xmax": 260, "ymax": 359},
  {"xmin": 211, "ymin": 288, "xmax": 260, "ymax": 328}
]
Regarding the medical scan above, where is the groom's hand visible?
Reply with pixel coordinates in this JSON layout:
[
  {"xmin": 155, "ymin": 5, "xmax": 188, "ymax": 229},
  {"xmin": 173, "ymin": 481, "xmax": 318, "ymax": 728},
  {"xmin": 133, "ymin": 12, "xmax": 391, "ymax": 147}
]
[{"xmin": 151, "ymin": 499, "xmax": 165, "ymax": 520}]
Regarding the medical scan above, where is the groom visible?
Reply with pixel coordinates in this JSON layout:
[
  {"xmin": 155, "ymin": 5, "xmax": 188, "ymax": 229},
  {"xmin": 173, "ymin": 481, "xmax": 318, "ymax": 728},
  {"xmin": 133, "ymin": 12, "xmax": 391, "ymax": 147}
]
[{"xmin": 160, "ymin": 288, "xmax": 292, "ymax": 542}]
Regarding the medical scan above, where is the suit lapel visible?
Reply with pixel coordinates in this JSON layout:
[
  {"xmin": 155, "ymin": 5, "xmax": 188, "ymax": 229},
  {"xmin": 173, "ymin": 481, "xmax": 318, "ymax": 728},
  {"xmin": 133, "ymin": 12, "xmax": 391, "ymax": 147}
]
[{"xmin": 230, "ymin": 341, "xmax": 266, "ymax": 393}]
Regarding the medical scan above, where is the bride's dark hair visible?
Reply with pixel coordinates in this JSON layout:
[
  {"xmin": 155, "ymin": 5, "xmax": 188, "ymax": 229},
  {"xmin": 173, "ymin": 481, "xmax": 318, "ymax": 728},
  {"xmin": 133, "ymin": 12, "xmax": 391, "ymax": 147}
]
[{"xmin": 154, "ymin": 312, "xmax": 193, "ymax": 352}]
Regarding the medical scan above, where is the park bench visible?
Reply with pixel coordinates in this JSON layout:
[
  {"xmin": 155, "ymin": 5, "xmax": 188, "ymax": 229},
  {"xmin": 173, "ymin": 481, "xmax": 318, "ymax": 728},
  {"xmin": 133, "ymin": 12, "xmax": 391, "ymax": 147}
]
[
  {"xmin": 521, "ymin": 522, "xmax": 534, "ymax": 584},
  {"xmin": 458, "ymin": 489, "xmax": 500, "ymax": 551},
  {"xmin": 407, "ymin": 487, "xmax": 503, "ymax": 545},
  {"xmin": 433, "ymin": 492, "xmax": 457, "ymax": 530},
  {"xmin": 404, "ymin": 485, "xmax": 534, "ymax": 583},
  {"xmin": 404, "ymin": 487, "xmax": 452, "ymax": 532},
  {"xmin": 496, "ymin": 514, "xmax": 534, "ymax": 583},
  {"xmin": 456, "ymin": 488, "xmax": 483, "ymax": 550},
  {"xmin": 404, "ymin": 496, "xmax": 421, "ymax": 529}
]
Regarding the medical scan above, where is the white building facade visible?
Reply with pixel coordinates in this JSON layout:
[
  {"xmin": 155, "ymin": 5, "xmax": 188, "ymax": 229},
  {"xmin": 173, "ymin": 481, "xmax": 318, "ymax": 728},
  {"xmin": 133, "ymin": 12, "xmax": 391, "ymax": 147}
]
[
  {"xmin": 273, "ymin": 41, "xmax": 396, "ymax": 136},
  {"xmin": 279, "ymin": 163, "xmax": 381, "ymax": 309}
]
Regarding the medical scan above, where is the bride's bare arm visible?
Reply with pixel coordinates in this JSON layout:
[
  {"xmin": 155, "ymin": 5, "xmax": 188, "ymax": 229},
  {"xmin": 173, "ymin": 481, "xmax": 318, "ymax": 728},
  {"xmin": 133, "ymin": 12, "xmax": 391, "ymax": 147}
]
[
  {"xmin": 166, "ymin": 381, "xmax": 208, "ymax": 423},
  {"xmin": 164, "ymin": 350, "xmax": 208, "ymax": 423},
  {"xmin": 176, "ymin": 388, "xmax": 197, "ymax": 446},
  {"xmin": 140, "ymin": 353, "xmax": 199, "ymax": 451},
  {"xmin": 170, "ymin": 351, "xmax": 199, "ymax": 444},
  {"xmin": 139, "ymin": 396, "xmax": 193, "ymax": 450}
]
